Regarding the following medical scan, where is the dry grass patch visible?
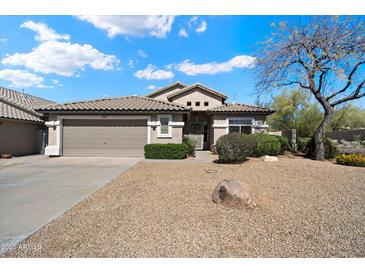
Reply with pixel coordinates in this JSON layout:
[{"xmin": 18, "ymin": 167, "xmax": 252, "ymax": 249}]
[{"xmin": 5, "ymin": 156, "xmax": 365, "ymax": 257}]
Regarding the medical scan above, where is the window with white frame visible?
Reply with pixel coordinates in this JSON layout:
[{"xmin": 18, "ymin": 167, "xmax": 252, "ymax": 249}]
[
  {"xmin": 228, "ymin": 118, "xmax": 253, "ymax": 134},
  {"xmin": 157, "ymin": 115, "xmax": 172, "ymax": 138}
]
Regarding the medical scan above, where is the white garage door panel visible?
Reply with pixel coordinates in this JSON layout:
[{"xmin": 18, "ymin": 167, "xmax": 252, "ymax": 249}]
[{"xmin": 62, "ymin": 119, "xmax": 147, "ymax": 157}]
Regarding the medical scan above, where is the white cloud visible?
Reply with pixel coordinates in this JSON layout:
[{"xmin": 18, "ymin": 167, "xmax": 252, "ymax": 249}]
[
  {"xmin": 174, "ymin": 55, "xmax": 257, "ymax": 76},
  {"xmin": 182, "ymin": 16, "xmax": 207, "ymax": 36},
  {"xmin": 0, "ymin": 69, "xmax": 47, "ymax": 88},
  {"xmin": 20, "ymin": 21, "xmax": 70, "ymax": 42},
  {"xmin": 2, "ymin": 40, "xmax": 120, "ymax": 77},
  {"xmin": 188, "ymin": 16, "xmax": 198, "ymax": 28},
  {"xmin": 146, "ymin": 84, "xmax": 158, "ymax": 90},
  {"xmin": 0, "ymin": 38, "xmax": 7, "ymax": 43},
  {"xmin": 51, "ymin": 79, "xmax": 63, "ymax": 87},
  {"xmin": 127, "ymin": 59, "xmax": 134, "ymax": 69},
  {"xmin": 1, "ymin": 21, "xmax": 119, "ymax": 77},
  {"xmin": 178, "ymin": 28, "xmax": 188, "ymax": 37},
  {"xmin": 76, "ymin": 16, "xmax": 175, "ymax": 38},
  {"xmin": 195, "ymin": 20, "xmax": 207, "ymax": 33},
  {"xmin": 137, "ymin": 50, "xmax": 148, "ymax": 58},
  {"xmin": 134, "ymin": 64, "xmax": 174, "ymax": 80}
]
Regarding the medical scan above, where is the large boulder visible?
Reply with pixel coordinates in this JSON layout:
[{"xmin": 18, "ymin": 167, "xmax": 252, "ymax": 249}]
[{"xmin": 212, "ymin": 178, "xmax": 255, "ymax": 209}]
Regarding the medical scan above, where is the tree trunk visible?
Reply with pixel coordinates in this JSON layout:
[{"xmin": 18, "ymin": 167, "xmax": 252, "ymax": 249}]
[{"xmin": 314, "ymin": 108, "xmax": 334, "ymax": 161}]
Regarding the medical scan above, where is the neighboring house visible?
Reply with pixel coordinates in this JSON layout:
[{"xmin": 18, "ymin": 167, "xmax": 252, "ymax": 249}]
[
  {"xmin": 0, "ymin": 87, "xmax": 55, "ymax": 156},
  {"xmin": 38, "ymin": 82, "xmax": 274, "ymax": 157}
]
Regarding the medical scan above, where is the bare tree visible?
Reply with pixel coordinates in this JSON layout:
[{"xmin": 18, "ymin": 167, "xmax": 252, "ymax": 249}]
[{"xmin": 256, "ymin": 16, "xmax": 365, "ymax": 160}]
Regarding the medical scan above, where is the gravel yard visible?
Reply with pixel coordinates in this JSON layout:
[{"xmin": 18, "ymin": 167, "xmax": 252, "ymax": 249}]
[{"xmin": 5, "ymin": 156, "xmax": 365, "ymax": 257}]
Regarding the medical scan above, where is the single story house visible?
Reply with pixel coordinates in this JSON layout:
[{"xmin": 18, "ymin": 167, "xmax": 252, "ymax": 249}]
[
  {"xmin": 0, "ymin": 87, "xmax": 55, "ymax": 156},
  {"xmin": 37, "ymin": 82, "xmax": 275, "ymax": 157}
]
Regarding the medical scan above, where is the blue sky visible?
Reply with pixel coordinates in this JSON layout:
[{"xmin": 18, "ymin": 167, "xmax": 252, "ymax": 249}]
[{"xmin": 0, "ymin": 15, "xmax": 364, "ymax": 107}]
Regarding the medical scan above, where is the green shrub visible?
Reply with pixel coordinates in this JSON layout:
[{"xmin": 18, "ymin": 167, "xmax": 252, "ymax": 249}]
[
  {"xmin": 182, "ymin": 136, "xmax": 196, "ymax": 157},
  {"xmin": 297, "ymin": 137, "xmax": 311, "ymax": 153},
  {"xmin": 215, "ymin": 133, "xmax": 254, "ymax": 163},
  {"xmin": 306, "ymin": 137, "xmax": 338, "ymax": 159},
  {"xmin": 336, "ymin": 154, "xmax": 365, "ymax": 167},
  {"xmin": 273, "ymin": 135, "xmax": 288, "ymax": 153},
  {"xmin": 247, "ymin": 133, "xmax": 282, "ymax": 157},
  {"xmin": 144, "ymin": 143, "xmax": 188, "ymax": 159}
]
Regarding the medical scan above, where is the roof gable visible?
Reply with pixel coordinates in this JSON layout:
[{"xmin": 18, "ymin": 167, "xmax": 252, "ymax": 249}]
[
  {"xmin": 0, "ymin": 86, "xmax": 55, "ymax": 122},
  {"xmin": 146, "ymin": 81, "xmax": 187, "ymax": 98},
  {"xmin": 167, "ymin": 83, "xmax": 228, "ymax": 100}
]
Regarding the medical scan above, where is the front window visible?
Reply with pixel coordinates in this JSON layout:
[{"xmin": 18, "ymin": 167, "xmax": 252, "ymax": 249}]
[
  {"xmin": 157, "ymin": 115, "xmax": 172, "ymax": 138},
  {"xmin": 160, "ymin": 117, "xmax": 169, "ymax": 134},
  {"xmin": 228, "ymin": 118, "xmax": 253, "ymax": 134}
]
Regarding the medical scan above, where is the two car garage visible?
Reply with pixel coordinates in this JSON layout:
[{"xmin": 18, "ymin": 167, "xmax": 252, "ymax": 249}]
[{"xmin": 62, "ymin": 119, "xmax": 148, "ymax": 157}]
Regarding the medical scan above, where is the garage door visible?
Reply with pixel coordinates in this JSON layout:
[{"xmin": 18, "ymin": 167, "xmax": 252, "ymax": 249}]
[{"xmin": 62, "ymin": 119, "xmax": 147, "ymax": 156}]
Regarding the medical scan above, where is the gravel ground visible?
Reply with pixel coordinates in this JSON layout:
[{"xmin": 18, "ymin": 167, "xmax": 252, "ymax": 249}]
[{"xmin": 5, "ymin": 156, "xmax": 365, "ymax": 257}]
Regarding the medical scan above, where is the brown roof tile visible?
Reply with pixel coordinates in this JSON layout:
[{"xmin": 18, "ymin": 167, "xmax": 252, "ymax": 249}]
[
  {"xmin": 36, "ymin": 96, "xmax": 189, "ymax": 112},
  {"xmin": 0, "ymin": 87, "xmax": 55, "ymax": 122},
  {"xmin": 207, "ymin": 103, "xmax": 275, "ymax": 113}
]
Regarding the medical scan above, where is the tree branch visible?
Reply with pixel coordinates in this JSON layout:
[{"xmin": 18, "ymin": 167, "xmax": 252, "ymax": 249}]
[
  {"xmin": 326, "ymin": 61, "xmax": 365, "ymax": 100},
  {"xmin": 280, "ymin": 80, "xmax": 310, "ymax": 89},
  {"xmin": 330, "ymin": 79, "xmax": 365, "ymax": 106}
]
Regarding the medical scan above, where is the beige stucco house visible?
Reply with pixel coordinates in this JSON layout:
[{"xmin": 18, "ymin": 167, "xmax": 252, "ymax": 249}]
[
  {"xmin": 0, "ymin": 87, "xmax": 55, "ymax": 156},
  {"xmin": 37, "ymin": 82, "xmax": 275, "ymax": 157}
]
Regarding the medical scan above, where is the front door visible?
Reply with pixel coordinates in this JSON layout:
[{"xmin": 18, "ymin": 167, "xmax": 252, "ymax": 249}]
[{"xmin": 190, "ymin": 122, "xmax": 203, "ymax": 150}]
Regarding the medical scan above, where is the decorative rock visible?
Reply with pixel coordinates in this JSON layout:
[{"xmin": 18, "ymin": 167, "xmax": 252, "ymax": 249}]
[
  {"xmin": 261, "ymin": 155, "xmax": 278, "ymax": 162},
  {"xmin": 212, "ymin": 178, "xmax": 255, "ymax": 209}
]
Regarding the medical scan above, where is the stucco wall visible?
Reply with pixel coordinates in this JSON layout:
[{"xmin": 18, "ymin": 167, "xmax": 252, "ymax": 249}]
[
  {"xmin": 171, "ymin": 88, "xmax": 223, "ymax": 111},
  {"xmin": 0, "ymin": 119, "xmax": 41, "ymax": 156},
  {"xmin": 47, "ymin": 114, "xmax": 58, "ymax": 146},
  {"xmin": 150, "ymin": 113, "xmax": 184, "ymax": 144},
  {"xmin": 210, "ymin": 113, "xmax": 269, "ymax": 147},
  {"xmin": 212, "ymin": 113, "xmax": 267, "ymax": 124}
]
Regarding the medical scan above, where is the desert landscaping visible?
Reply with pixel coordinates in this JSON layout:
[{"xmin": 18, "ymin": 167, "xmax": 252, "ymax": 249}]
[{"xmin": 5, "ymin": 155, "xmax": 365, "ymax": 258}]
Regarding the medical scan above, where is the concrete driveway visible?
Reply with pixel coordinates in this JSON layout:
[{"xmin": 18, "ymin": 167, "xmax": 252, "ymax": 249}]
[{"xmin": 0, "ymin": 155, "xmax": 140, "ymax": 254}]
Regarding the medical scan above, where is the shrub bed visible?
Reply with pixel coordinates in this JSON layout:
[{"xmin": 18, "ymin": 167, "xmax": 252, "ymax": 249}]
[
  {"xmin": 247, "ymin": 133, "xmax": 282, "ymax": 157},
  {"xmin": 215, "ymin": 133, "xmax": 283, "ymax": 163},
  {"xmin": 274, "ymin": 135, "xmax": 289, "ymax": 153},
  {"xmin": 297, "ymin": 137, "xmax": 311, "ymax": 153},
  {"xmin": 335, "ymin": 154, "xmax": 365, "ymax": 167},
  {"xmin": 144, "ymin": 143, "xmax": 188, "ymax": 159},
  {"xmin": 182, "ymin": 137, "xmax": 196, "ymax": 157},
  {"xmin": 215, "ymin": 133, "xmax": 254, "ymax": 163},
  {"xmin": 306, "ymin": 137, "xmax": 337, "ymax": 159}
]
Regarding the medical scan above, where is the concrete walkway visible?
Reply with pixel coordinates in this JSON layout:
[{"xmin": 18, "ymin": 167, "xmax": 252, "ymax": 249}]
[
  {"xmin": 194, "ymin": 150, "xmax": 218, "ymax": 163},
  {"xmin": 0, "ymin": 155, "xmax": 140, "ymax": 254}
]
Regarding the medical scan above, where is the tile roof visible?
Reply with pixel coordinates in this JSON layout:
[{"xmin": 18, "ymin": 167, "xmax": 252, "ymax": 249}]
[
  {"xmin": 207, "ymin": 103, "xmax": 275, "ymax": 113},
  {"xmin": 0, "ymin": 87, "xmax": 55, "ymax": 122},
  {"xmin": 36, "ymin": 96, "xmax": 190, "ymax": 112},
  {"xmin": 167, "ymin": 83, "xmax": 228, "ymax": 100},
  {"xmin": 146, "ymin": 81, "xmax": 187, "ymax": 98}
]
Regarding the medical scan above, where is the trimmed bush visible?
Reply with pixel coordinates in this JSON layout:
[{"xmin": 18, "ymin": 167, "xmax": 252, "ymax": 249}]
[
  {"xmin": 336, "ymin": 154, "xmax": 365, "ymax": 167},
  {"xmin": 297, "ymin": 137, "xmax": 311, "ymax": 153},
  {"xmin": 273, "ymin": 135, "xmax": 288, "ymax": 153},
  {"xmin": 247, "ymin": 133, "xmax": 282, "ymax": 157},
  {"xmin": 182, "ymin": 136, "xmax": 197, "ymax": 157},
  {"xmin": 144, "ymin": 143, "xmax": 188, "ymax": 159},
  {"xmin": 306, "ymin": 137, "xmax": 337, "ymax": 159},
  {"xmin": 216, "ymin": 133, "xmax": 254, "ymax": 163}
]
